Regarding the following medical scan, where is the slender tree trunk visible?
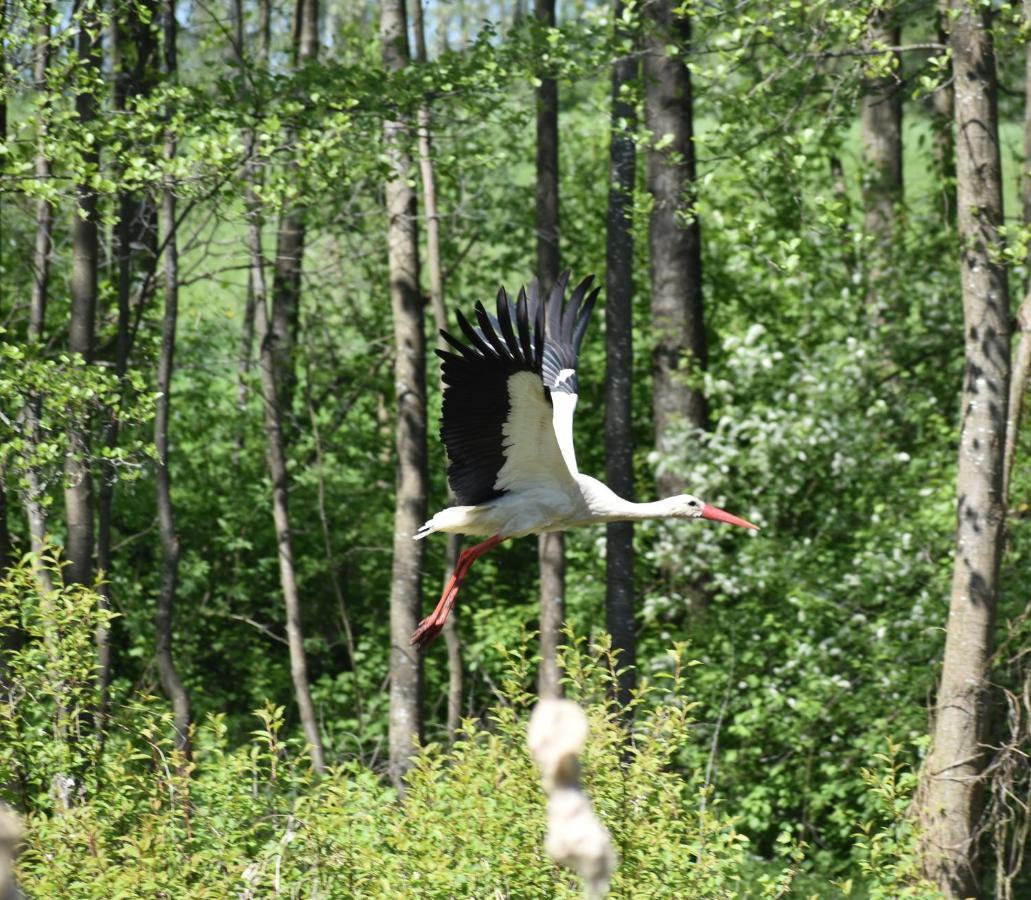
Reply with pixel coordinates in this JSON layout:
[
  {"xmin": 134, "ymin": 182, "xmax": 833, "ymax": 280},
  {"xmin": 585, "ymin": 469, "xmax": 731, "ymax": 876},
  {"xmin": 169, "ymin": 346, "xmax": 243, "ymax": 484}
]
[
  {"xmin": 382, "ymin": 0, "xmax": 427, "ymax": 786},
  {"xmin": 270, "ymin": 0, "xmax": 318, "ymax": 426},
  {"xmin": 241, "ymin": 0, "xmax": 325, "ymax": 777},
  {"xmin": 23, "ymin": 6, "xmax": 54, "ymax": 597},
  {"xmin": 231, "ymin": 0, "xmax": 265, "ymax": 459},
  {"xmin": 31, "ymin": 8, "xmax": 51, "ymax": 342},
  {"xmin": 152, "ymin": 0, "xmax": 192, "ymax": 757},
  {"xmin": 252, "ymin": 279, "xmax": 326, "ymax": 775},
  {"xmin": 96, "ymin": 0, "xmax": 157, "ymax": 738},
  {"xmin": 1006, "ymin": 1, "xmax": 1031, "ymax": 503},
  {"xmin": 64, "ymin": 1, "xmax": 102, "ymax": 590},
  {"xmin": 535, "ymin": 0, "xmax": 564, "ymax": 701},
  {"xmin": 605, "ymin": 0, "xmax": 637, "ymax": 709},
  {"xmin": 645, "ymin": 0, "xmax": 706, "ymax": 500},
  {"xmin": 411, "ymin": 0, "xmax": 463, "ymax": 743},
  {"xmin": 860, "ymin": 6, "xmax": 902, "ymax": 317},
  {"xmin": 917, "ymin": 5, "xmax": 1011, "ymax": 895},
  {"xmin": 933, "ymin": 2, "xmax": 956, "ymax": 225}
]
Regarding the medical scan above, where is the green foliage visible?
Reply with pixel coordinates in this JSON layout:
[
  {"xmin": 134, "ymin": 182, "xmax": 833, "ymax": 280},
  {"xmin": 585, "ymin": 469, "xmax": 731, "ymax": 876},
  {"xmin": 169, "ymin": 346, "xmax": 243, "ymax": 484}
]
[
  {"xmin": 847, "ymin": 741, "xmax": 941, "ymax": 899},
  {"xmin": 2, "ymin": 0, "xmax": 1029, "ymax": 891},
  {"xmin": 0, "ymin": 553, "xmax": 115, "ymax": 810},
  {"xmin": 8, "ymin": 612, "xmax": 798, "ymax": 898}
]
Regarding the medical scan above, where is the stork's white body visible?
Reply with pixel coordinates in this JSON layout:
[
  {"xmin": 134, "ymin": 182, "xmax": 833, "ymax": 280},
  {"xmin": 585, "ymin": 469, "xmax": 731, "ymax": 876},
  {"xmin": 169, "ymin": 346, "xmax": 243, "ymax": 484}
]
[{"xmin": 418, "ymin": 474, "xmax": 695, "ymax": 540}]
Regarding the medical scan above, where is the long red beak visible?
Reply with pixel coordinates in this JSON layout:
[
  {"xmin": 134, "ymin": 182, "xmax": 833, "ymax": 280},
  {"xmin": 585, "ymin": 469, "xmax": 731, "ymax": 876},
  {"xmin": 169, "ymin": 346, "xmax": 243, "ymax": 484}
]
[{"xmin": 701, "ymin": 503, "xmax": 759, "ymax": 530}]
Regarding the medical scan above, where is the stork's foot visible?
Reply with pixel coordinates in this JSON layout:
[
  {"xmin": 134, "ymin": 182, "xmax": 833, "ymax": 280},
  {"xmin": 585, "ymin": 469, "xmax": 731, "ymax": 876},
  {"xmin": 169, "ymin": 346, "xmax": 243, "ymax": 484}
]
[
  {"xmin": 409, "ymin": 534, "xmax": 503, "ymax": 650},
  {"xmin": 410, "ymin": 593, "xmax": 455, "ymax": 649},
  {"xmin": 410, "ymin": 617, "xmax": 443, "ymax": 648}
]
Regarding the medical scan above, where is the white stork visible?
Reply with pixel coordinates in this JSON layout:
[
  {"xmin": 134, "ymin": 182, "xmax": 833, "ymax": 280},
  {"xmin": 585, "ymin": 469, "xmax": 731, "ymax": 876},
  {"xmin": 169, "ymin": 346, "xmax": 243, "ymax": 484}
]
[{"xmin": 411, "ymin": 272, "xmax": 757, "ymax": 647}]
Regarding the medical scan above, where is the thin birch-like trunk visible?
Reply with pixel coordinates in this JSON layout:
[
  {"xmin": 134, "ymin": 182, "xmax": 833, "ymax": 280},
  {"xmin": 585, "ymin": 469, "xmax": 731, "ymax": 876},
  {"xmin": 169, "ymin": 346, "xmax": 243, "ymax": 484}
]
[
  {"xmin": 917, "ymin": 4, "xmax": 1011, "ymax": 895},
  {"xmin": 535, "ymin": 0, "xmax": 564, "ymax": 701},
  {"xmin": 381, "ymin": 0, "xmax": 427, "ymax": 786},
  {"xmin": 24, "ymin": 7, "xmax": 54, "ymax": 597},
  {"xmin": 240, "ymin": 0, "xmax": 326, "ymax": 777},
  {"xmin": 411, "ymin": 0, "xmax": 463, "ymax": 744}
]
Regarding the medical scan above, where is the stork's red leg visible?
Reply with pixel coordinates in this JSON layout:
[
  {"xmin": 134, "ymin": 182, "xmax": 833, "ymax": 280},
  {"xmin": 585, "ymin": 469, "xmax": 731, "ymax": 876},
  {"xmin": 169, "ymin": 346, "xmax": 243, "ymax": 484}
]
[{"xmin": 410, "ymin": 535, "xmax": 503, "ymax": 648}]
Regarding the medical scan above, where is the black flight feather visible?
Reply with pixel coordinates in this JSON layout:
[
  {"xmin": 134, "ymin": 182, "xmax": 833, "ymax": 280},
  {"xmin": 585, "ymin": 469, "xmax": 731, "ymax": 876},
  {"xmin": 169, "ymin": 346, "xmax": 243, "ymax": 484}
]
[
  {"xmin": 435, "ymin": 273, "xmax": 596, "ymax": 506},
  {"xmin": 496, "ymin": 289, "xmax": 522, "ymax": 365}
]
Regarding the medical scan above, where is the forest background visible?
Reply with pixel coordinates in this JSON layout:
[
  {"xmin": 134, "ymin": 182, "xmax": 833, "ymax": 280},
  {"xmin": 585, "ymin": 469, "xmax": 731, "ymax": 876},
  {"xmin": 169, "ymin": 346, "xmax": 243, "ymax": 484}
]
[{"xmin": 0, "ymin": 0, "xmax": 1030, "ymax": 896}]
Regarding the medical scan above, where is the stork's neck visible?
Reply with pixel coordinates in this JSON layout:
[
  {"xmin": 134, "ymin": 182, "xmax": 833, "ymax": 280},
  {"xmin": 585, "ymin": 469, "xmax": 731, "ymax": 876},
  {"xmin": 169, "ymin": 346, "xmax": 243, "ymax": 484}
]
[{"xmin": 576, "ymin": 475, "xmax": 682, "ymax": 523}]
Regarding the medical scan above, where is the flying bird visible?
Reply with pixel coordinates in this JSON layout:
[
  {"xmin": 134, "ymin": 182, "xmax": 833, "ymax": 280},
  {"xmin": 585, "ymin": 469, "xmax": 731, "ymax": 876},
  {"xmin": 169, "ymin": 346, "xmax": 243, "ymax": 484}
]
[{"xmin": 412, "ymin": 272, "xmax": 757, "ymax": 648}]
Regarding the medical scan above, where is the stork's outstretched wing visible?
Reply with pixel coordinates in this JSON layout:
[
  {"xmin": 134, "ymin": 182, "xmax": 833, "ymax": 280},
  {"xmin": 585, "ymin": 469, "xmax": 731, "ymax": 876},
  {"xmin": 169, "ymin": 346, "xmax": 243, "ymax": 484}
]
[{"xmin": 437, "ymin": 273, "xmax": 599, "ymax": 506}]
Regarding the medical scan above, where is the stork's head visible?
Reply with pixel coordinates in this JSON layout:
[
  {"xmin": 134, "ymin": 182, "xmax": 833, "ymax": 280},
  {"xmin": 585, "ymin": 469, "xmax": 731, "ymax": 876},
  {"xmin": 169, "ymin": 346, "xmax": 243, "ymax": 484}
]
[{"xmin": 672, "ymin": 495, "xmax": 759, "ymax": 530}]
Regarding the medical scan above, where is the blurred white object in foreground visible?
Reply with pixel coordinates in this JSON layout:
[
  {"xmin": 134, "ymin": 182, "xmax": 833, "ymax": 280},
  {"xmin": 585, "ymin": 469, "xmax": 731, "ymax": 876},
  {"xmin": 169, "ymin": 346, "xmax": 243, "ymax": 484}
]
[{"xmin": 527, "ymin": 700, "xmax": 617, "ymax": 899}]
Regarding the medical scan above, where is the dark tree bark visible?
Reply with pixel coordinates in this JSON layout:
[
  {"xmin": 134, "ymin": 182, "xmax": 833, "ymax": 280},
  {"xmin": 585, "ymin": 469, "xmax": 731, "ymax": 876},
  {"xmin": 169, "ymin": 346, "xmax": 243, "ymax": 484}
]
[
  {"xmin": 153, "ymin": 0, "xmax": 192, "ymax": 757},
  {"xmin": 644, "ymin": 0, "xmax": 706, "ymax": 500},
  {"xmin": 411, "ymin": 0, "xmax": 463, "ymax": 744},
  {"xmin": 535, "ymin": 0, "xmax": 565, "ymax": 701},
  {"xmin": 932, "ymin": 2, "xmax": 955, "ymax": 225},
  {"xmin": 22, "ymin": 6, "xmax": 54, "ymax": 597},
  {"xmin": 860, "ymin": 9, "xmax": 902, "ymax": 236},
  {"xmin": 917, "ymin": 4, "xmax": 1011, "ymax": 895},
  {"xmin": 64, "ymin": 0, "xmax": 102, "ymax": 590},
  {"xmin": 382, "ymin": 0, "xmax": 427, "ymax": 786},
  {"xmin": 860, "ymin": 5, "xmax": 902, "ymax": 316},
  {"xmin": 240, "ymin": 0, "xmax": 325, "ymax": 777},
  {"xmin": 270, "ymin": 0, "xmax": 319, "ymax": 426},
  {"xmin": 97, "ymin": 0, "xmax": 159, "ymax": 737},
  {"xmin": 604, "ymin": 0, "xmax": 637, "ymax": 709},
  {"xmin": 30, "ymin": 6, "xmax": 51, "ymax": 342}
]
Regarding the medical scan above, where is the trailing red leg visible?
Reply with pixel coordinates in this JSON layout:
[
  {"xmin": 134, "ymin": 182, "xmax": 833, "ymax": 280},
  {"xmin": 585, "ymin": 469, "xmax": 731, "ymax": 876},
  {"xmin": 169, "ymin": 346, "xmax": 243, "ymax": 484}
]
[{"xmin": 410, "ymin": 535, "xmax": 503, "ymax": 648}]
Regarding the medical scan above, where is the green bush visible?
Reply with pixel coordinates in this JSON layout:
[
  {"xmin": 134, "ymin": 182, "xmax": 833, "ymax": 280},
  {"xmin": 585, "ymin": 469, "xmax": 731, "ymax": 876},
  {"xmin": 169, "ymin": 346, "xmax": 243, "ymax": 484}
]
[{"xmin": 0, "ymin": 555, "xmax": 943, "ymax": 897}]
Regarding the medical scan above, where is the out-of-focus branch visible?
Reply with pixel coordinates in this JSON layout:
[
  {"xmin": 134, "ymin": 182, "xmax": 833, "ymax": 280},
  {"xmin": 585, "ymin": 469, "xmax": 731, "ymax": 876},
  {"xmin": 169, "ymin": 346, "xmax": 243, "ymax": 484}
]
[{"xmin": 527, "ymin": 700, "xmax": 617, "ymax": 899}]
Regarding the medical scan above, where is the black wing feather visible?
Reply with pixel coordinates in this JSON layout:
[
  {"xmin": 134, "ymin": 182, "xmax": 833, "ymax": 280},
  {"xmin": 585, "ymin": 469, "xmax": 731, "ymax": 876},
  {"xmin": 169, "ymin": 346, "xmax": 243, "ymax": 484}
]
[
  {"xmin": 436, "ymin": 272, "xmax": 598, "ymax": 506},
  {"xmin": 495, "ymin": 289, "xmax": 522, "ymax": 365},
  {"xmin": 539, "ymin": 271, "xmax": 598, "ymax": 395},
  {"xmin": 515, "ymin": 288, "xmax": 533, "ymax": 364},
  {"xmin": 438, "ymin": 287, "xmax": 546, "ymax": 506}
]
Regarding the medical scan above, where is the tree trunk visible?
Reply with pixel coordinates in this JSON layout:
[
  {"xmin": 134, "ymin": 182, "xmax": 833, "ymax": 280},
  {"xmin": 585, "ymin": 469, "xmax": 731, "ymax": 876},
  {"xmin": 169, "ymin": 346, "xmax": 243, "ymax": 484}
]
[
  {"xmin": 917, "ymin": 4, "xmax": 1011, "ymax": 895},
  {"xmin": 382, "ymin": 0, "xmax": 427, "ymax": 786},
  {"xmin": 97, "ymin": 0, "xmax": 158, "ymax": 738},
  {"xmin": 231, "ymin": 0, "xmax": 266, "ymax": 459},
  {"xmin": 270, "ymin": 0, "xmax": 318, "ymax": 427},
  {"xmin": 152, "ymin": 0, "xmax": 192, "ymax": 758},
  {"xmin": 860, "ymin": 6, "xmax": 902, "ymax": 317},
  {"xmin": 1005, "ymin": 2, "xmax": 1031, "ymax": 503},
  {"xmin": 604, "ymin": 0, "xmax": 637, "ymax": 709},
  {"xmin": 932, "ymin": 2, "xmax": 955, "ymax": 225},
  {"xmin": 644, "ymin": 0, "xmax": 706, "ymax": 500},
  {"xmin": 535, "ymin": 0, "xmax": 565, "ymax": 701},
  {"xmin": 242, "ymin": 3, "xmax": 326, "ymax": 777},
  {"xmin": 23, "ymin": 5, "xmax": 54, "ymax": 597},
  {"xmin": 64, "ymin": 1, "xmax": 102, "ymax": 590},
  {"xmin": 30, "ymin": 7, "xmax": 51, "ymax": 343},
  {"xmin": 411, "ymin": 0, "xmax": 463, "ymax": 744}
]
